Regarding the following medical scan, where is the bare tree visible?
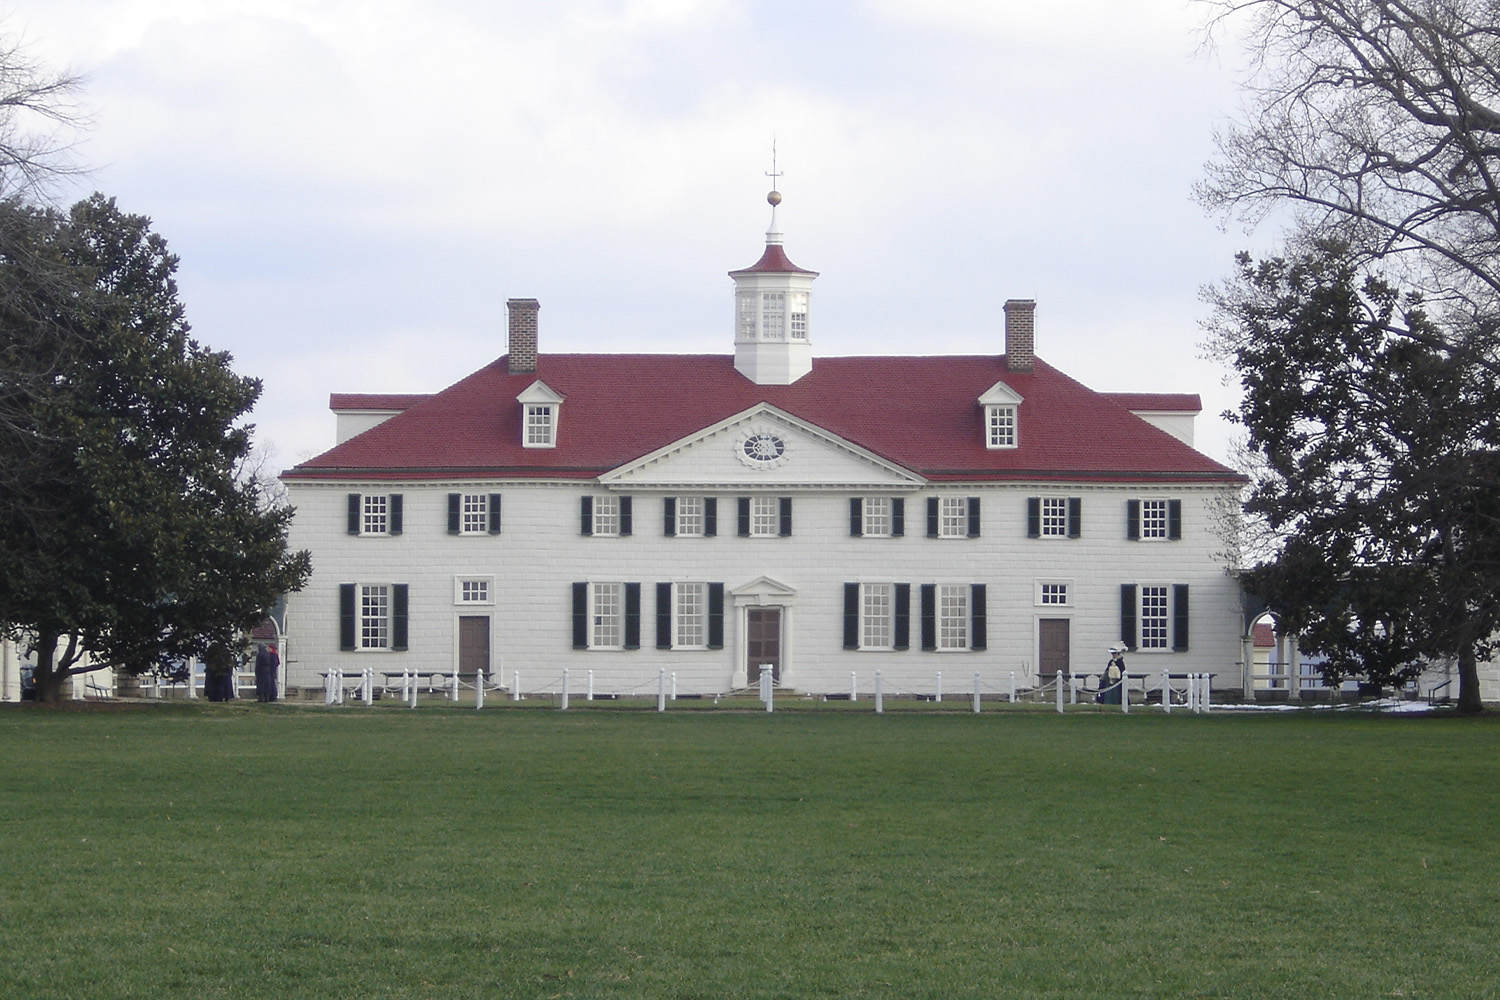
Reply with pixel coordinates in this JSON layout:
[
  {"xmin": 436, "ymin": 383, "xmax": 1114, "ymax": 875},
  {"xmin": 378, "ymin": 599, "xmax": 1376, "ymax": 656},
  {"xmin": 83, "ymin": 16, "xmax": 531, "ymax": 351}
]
[
  {"xmin": 0, "ymin": 33, "xmax": 85, "ymax": 199},
  {"xmin": 1199, "ymin": 0, "xmax": 1500, "ymax": 312}
]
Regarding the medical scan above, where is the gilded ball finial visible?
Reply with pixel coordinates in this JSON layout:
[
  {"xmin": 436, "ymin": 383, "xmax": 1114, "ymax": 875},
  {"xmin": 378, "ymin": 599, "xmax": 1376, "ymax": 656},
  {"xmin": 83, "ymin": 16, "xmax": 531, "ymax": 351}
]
[{"xmin": 767, "ymin": 190, "xmax": 782, "ymax": 206}]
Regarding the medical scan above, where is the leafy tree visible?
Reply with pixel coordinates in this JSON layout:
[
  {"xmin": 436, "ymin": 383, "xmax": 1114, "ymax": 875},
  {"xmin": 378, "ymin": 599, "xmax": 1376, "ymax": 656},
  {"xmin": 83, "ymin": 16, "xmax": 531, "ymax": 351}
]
[
  {"xmin": 1212, "ymin": 242, "xmax": 1499, "ymax": 711},
  {"xmin": 0, "ymin": 194, "xmax": 310, "ymax": 703}
]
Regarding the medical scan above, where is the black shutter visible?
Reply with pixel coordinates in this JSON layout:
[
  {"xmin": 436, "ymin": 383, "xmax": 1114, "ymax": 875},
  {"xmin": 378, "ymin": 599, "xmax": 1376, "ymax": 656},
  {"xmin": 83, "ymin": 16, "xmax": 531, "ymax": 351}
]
[
  {"xmin": 707, "ymin": 584, "xmax": 725, "ymax": 649},
  {"xmin": 447, "ymin": 493, "xmax": 461, "ymax": 535},
  {"xmin": 737, "ymin": 497, "xmax": 751, "ymax": 537},
  {"xmin": 892, "ymin": 498, "xmax": 905, "ymax": 537},
  {"xmin": 971, "ymin": 584, "xmax": 987, "ymax": 651},
  {"xmin": 488, "ymin": 494, "xmax": 503, "ymax": 534},
  {"xmin": 1027, "ymin": 497, "xmax": 1041, "ymax": 538},
  {"xmin": 1068, "ymin": 497, "xmax": 1082, "ymax": 539},
  {"xmin": 572, "ymin": 583, "xmax": 588, "ymax": 649},
  {"xmin": 894, "ymin": 584, "xmax": 911, "ymax": 650},
  {"xmin": 1173, "ymin": 584, "xmax": 1190, "ymax": 651},
  {"xmin": 843, "ymin": 583, "xmax": 860, "ymax": 649},
  {"xmin": 347, "ymin": 494, "xmax": 361, "ymax": 535},
  {"xmin": 389, "ymin": 494, "xmax": 403, "ymax": 535},
  {"xmin": 704, "ymin": 498, "xmax": 718, "ymax": 537},
  {"xmin": 663, "ymin": 497, "xmax": 677, "ymax": 537},
  {"xmin": 1127, "ymin": 499, "xmax": 1141, "ymax": 540},
  {"xmin": 967, "ymin": 497, "xmax": 981, "ymax": 538},
  {"xmin": 920, "ymin": 585, "xmax": 937, "ymax": 651},
  {"xmin": 1168, "ymin": 499, "xmax": 1182, "ymax": 540},
  {"xmin": 623, "ymin": 583, "xmax": 641, "ymax": 649},
  {"xmin": 580, "ymin": 495, "xmax": 593, "ymax": 535},
  {"xmin": 391, "ymin": 584, "xmax": 408, "ymax": 651},
  {"xmin": 927, "ymin": 497, "xmax": 940, "ymax": 538},
  {"xmin": 1120, "ymin": 584, "xmax": 1137, "ymax": 651},
  {"xmin": 339, "ymin": 584, "xmax": 356, "ymax": 651},
  {"xmin": 656, "ymin": 582, "xmax": 673, "ymax": 649},
  {"xmin": 850, "ymin": 498, "xmax": 863, "ymax": 537},
  {"xmin": 779, "ymin": 497, "xmax": 793, "ymax": 536},
  {"xmin": 620, "ymin": 497, "xmax": 633, "ymax": 536}
]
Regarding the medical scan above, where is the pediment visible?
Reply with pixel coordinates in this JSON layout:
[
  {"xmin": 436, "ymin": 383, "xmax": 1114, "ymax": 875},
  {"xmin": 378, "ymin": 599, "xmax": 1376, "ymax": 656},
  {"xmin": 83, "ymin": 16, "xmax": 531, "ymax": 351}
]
[
  {"xmin": 978, "ymin": 380, "xmax": 1024, "ymax": 406},
  {"xmin": 516, "ymin": 379, "xmax": 565, "ymax": 405},
  {"xmin": 600, "ymin": 404, "xmax": 925, "ymax": 489},
  {"xmin": 731, "ymin": 575, "xmax": 798, "ymax": 601}
]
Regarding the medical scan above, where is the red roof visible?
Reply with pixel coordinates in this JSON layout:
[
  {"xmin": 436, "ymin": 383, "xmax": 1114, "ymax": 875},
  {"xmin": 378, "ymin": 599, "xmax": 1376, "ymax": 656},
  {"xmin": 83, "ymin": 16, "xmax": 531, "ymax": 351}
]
[
  {"xmin": 1103, "ymin": 392, "xmax": 1201, "ymax": 413},
  {"xmin": 330, "ymin": 393, "xmax": 433, "ymax": 411},
  {"xmin": 728, "ymin": 243, "xmax": 818, "ymax": 276},
  {"xmin": 284, "ymin": 353, "xmax": 1242, "ymax": 484}
]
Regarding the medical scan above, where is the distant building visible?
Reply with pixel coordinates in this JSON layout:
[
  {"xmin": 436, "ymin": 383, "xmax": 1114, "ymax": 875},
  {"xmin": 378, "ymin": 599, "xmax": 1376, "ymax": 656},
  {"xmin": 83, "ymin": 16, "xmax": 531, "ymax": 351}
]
[{"xmin": 279, "ymin": 192, "xmax": 1249, "ymax": 698}]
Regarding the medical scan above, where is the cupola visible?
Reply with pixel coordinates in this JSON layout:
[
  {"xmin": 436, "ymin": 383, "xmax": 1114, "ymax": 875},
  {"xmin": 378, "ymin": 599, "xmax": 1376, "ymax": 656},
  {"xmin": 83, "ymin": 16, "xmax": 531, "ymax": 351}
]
[{"xmin": 730, "ymin": 188, "xmax": 819, "ymax": 385}]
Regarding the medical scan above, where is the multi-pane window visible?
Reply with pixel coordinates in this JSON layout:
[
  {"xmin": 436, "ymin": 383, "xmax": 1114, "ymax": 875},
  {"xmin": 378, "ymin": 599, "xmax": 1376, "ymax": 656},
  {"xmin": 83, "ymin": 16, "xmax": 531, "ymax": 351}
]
[
  {"xmin": 1040, "ymin": 497, "xmax": 1069, "ymax": 537},
  {"xmin": 360, "ymin": 585, "xmax": 390, "ymax": 649},
  {"xmin": 591, "ymin": 583, "xmax": 624, "ymax": 649},
  {"xmin": 593, "ymin": 496, "xmax": 621, "ymax": 536},
  {"xmin": 458, "ymin": 578, "xmax": 491, "ymax": 605},
  {"xmin": 789, "ymin": 292, "xmax": 808, "ymax": 340},
  {"xmin": 750, "ymin": 496, "xmax": 779, "ymax": 536},
  {"xmin": 939, "ymin": 497, "xmax": 969, "ymax": 538},
  {"xmin": 675, "ymin": 583, "xmax": 707, "ymax": 649},
  {"xmin": 761, "ymin": 291, "xmax": 785, "ymax": 340},
  {"xmin": 676, "ymin": 497, "xmax": 704, "ymax": 537},
  {"xmin": 863, "ymin": 497, "xmax": 891, "ymax": 537},
  {"xmin": 461, "ymin": 494, "xmax": 489, "ymax": 534},
  {"xmin": 362, "ymin": 495, "xmax": 389, "ymax": 535},
  {"xmin": 862, "ymin": 583, "xmax": 894, "ymax": 649},
  {"xmin": 737, "ymin": 292, "xmax": 758, "ymax": 339},
  {"xmin": 938, "ymin": 585, "xmax": 970, "ymax": 650},
  {"xmin": 525, "ymin": 404, "xmax": 555, "ymax": 447},
  {"xmin": 1140, "ymin": 586, "xmax": 1170, "ymax": 649},
  {"xmin": 1039, "ymin": 582, "xmax": 1069, "ymax": 606},
  {"xmin": 987, "ymin": 405, "xmax": 1017, "ymax": 448},
  {"xmin": 1140, "ymin": 500, "xmax": 1169, "ymax": 539}
]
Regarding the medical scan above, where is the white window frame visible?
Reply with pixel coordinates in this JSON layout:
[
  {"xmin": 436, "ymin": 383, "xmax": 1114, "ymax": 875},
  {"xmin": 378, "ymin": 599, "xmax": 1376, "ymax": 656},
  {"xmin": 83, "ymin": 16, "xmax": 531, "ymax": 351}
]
[
  {"xmin": 937, "ymin": 584, "xmax": 970, "ymax": 651},
  {"xmin": 761, "ymin": 291, "xmax": 786, "ymax": 340},
  {"xmin": 1036, "ymin": 581, "xmax": 1071, "ymax": 607},
  {"xmin": 1039, "ymin": 497, "xmax": 1069, "ymax": 538},
  {"xmin": 749, "ymin": 496, "xmax": 779, "ymax": 537},
  {"xmin": 1139, "ymin": 585, "xmax": 1171, "ymax": 650},
  {"xmin": 459, "ymin": 494, "xmax": 490, "ymax": 535},
  {"xmin": 525, "ymin": 404, "xmax": 556, "ymax": 447},
  {"xmin": 737, "ymin": 291, "xmax": 758, "ymax": 339},
  {"xmin": 675, "ymin": 496, "xmax": 704, "ymax": 537},
  {"xmin": 862, "ymin": 497, "xmax": 892, "ymax": 538},
  {"xmin": 361, "ymin": 495, "xmax": 389, "ymax": 536},
  {"xmin": 589, "ymin": 582, "xmax": 625, "ymax": 650},
  {"xmin": 789, "ymin": 291, "xmax": 808, "ymax": 340},
  {"xmin": 674, "ymin": 582, "xmax": 708, "ymax": 650},
  {"xmin": 986, "ymin": 404, "xmax": 1017, "ymax": 448},
  {"xmin": 1139, "ymin": 499, "xmax": 1169, "ymax": 540},
  {"xmin": 592, "ymin": 495, "xmax": 621, "ymax": 537},
  {"xmin": 860, "ymin": 583, "xmax": 895, "ymax": 650},
  {"xmin": 455, "ymin": 576, "xmax": 494, "ymax": 606},
  {"xmin": 938, "ymin": 497, "xmax": 969, "ymax": 539},
  {"xmin": 359, "ymin": 584, "xmax": 391, "ymax": 650}
]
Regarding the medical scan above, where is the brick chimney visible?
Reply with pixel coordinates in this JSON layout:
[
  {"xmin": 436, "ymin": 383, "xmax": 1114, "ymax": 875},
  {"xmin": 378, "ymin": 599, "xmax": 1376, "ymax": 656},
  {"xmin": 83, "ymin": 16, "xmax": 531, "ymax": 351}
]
[
  {"xmin": 1004, "ymin": 299, "xmax": 1035, "ymax": 373},
  {"xmin": 507, "ymin": 298, "xmax": 539, "ymax": 374}
]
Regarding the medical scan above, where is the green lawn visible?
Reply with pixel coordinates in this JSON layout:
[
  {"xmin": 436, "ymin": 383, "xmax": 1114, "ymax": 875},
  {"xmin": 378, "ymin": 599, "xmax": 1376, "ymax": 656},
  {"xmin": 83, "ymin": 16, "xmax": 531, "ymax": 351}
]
[{"xmin": 1, "ymin": 702, "xmax": 1496, "ymax": 999}]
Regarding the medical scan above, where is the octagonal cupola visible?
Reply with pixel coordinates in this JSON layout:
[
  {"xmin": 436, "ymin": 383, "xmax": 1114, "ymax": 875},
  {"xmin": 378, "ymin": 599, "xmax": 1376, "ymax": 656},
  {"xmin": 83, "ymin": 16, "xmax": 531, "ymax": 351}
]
[{"xmin": 730, "ymin": 188, "xmax": 819, "ymax": 385}]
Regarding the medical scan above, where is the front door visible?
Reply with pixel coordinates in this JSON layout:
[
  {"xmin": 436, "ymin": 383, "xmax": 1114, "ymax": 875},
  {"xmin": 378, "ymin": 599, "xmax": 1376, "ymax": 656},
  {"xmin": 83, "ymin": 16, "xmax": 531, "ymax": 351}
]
[
  {"xmin": 746, "ymin": 608, "xmax": 781, "ymax": 684},
  {"xmin": 458, "ymin": 615, "xmax": 490, "ymax": 677},
  {"xmin": 1038, "ymin": 618, "xmax": 1070, "ymax": 680}
]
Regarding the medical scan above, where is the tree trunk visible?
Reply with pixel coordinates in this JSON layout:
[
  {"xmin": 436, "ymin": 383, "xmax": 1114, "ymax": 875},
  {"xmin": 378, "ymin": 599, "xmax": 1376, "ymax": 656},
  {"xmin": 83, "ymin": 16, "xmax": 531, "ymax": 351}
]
[
  {"xmin": 31, "ymin": 631, "xmax": 69, "ymax": 705},
  {"xmin": 1456, "ymin": 643, "xmax": 1484, "ymax": 715}
]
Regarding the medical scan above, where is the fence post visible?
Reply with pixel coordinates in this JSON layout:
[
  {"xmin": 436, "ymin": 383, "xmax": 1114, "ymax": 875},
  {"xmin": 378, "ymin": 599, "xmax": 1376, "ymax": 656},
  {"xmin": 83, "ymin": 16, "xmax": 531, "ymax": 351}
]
[
  {"xmin": 671, "ymin": 672, "xmax": 677, "ymax": 701},
  {"xmin": 560, "ymin": 669, "xmax": 570, "ymax": 711},
  {"xmin": 851, "ymin": 671, "xmax": 858, "ymax": 703},
  {"xmin": 1161, "ymin": 669, "xmax": 1170, "ymax": 713},
  {"xmin": 451, "ymin": 671, "xmax": 460, "ymax": 702},
  {"xmin": 875, "ymin": 670, "xmax": 884, "ymax": 714},
  {"xmin": 763, "ymin": 669, "xmax": 774, "ymax": 713},
  {"xmin": 1009, "ymin": 671, "xmax": 1016, "ymax": 703},
  {"xmin": 1122, "ymin": 674, "xmax": 1130, "ymax": 714},
  {"xmin": 1201, "ymin": 674, "xmax": 1211, "ymax": 713},
  {"xmin": 1187, "ymin": 673, "xmax": 1197, "ymax": 713},
  {"xmin": 935, "ymin": 671, "xmax": 943, "ymax": 703},
  {"xmin": 513, "ymin": 670, "xmax": 522, "ymax": 702},
  {"xmin": 476, "ymin": 668, "xmax": 486, "ymax": 710},
  {"xmin": 363, "ymin": 668, "xmax": 373, "ymax": 706},
  {"xmin": 972, "ymin": 672, "xmax": 981, "ymax": 714},
  {"xmin": 1056, "ymin": 671, "xmax": 1065, "ymax": 714},
  {"xmin": 657, "ymin": 668, "xmax": 666, "ymax": 713},
  {"xmin": 408, "ymin": 671, "xmax": 418, "ymax": 709},
  {"xmin": 587, "ymin": 669, "xmax": 594, "ymax": 701}
]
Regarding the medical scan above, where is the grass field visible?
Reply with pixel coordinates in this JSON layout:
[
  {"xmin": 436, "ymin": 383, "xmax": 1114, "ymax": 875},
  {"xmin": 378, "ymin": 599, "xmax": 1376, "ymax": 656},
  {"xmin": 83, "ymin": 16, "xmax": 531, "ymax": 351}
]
[{"xmin": 1, "ymin": 701, "xmax": 1496, "ymax": 999}]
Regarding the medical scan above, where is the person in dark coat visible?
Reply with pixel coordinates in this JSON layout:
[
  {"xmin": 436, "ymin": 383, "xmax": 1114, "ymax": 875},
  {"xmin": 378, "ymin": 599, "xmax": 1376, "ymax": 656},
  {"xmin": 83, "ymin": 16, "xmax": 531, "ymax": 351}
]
[
  {"xmin": 1101, "ymin": 646, "xmax": 1127, "ymax": 705},
  {"xmin": 254, "ymin": 643, "xmax": 280, "ymax": 702}
]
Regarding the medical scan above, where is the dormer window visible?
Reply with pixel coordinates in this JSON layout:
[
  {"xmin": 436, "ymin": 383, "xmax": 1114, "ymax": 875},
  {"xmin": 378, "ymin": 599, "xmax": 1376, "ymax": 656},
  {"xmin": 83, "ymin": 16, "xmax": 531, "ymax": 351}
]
[
  {"xmin": 516, "ymin": 379, "xmax": 565, "ymax": 449},
  {"xmin": 978, "ymin": 380, "xmax": 1024, "ymax": 450}
]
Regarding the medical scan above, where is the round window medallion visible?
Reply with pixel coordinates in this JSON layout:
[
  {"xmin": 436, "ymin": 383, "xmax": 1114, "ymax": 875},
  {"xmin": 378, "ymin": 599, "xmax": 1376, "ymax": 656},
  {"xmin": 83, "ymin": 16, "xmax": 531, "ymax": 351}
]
[{"xmin": 735, "ymin": 430, "xmax": 789, "ymax": 468}]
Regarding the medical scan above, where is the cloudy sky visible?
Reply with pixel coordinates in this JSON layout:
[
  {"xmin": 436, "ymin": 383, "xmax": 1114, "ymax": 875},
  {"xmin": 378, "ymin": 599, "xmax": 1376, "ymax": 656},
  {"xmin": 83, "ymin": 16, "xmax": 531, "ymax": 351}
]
[{"xmin": 12, "ymin": 0, "xmax": 1269, "ymax": 470}]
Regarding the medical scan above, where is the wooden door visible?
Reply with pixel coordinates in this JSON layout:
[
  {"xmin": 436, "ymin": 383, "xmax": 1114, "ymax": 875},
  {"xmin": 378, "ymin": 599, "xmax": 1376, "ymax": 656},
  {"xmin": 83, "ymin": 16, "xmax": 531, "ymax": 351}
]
[
  {"xmin": 1038, "ymin": 618, "xmax": 1070, "ymax": 679},
  {"xmin": 746, "ymin": 608, "xmax": 781, "ymax": 684},
  {"xmin": 458, "ymin": 615, "xmax": 490, "ymax": 677}
]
